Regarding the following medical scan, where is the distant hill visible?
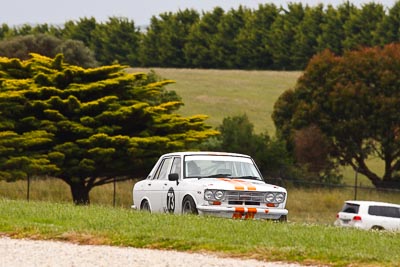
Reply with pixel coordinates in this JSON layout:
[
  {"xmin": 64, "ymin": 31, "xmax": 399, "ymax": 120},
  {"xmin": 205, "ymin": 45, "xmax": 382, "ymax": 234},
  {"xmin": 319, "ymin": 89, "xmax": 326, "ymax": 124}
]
[{"xmin": 129, "ymin": 68, "xmax": 302, "ymax": 134}]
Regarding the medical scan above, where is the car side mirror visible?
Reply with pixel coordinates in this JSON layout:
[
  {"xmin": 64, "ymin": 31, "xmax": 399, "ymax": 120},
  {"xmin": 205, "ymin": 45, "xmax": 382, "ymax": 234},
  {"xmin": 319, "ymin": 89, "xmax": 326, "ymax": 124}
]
[{"xmin": 168, "ymin": 173, "xmax": 179, "ymax": 181}]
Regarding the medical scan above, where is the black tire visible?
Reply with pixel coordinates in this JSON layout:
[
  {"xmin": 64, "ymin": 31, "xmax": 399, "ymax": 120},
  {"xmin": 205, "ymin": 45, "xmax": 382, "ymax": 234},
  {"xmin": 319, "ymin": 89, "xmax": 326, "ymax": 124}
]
[
  {"xmin": 141, "ymin": 200, "xmax": 151, "ymax": 212},
  {"xmin": 371, "ymin": 225, "xmax": 384, "ymax": 231},
  {"xmin": 278, "ymin": 215, "xmax": 287, "ymax": 222},
  {"xmin": 182, "ymin": 196, "xmax": 198, "ymax": 215}
]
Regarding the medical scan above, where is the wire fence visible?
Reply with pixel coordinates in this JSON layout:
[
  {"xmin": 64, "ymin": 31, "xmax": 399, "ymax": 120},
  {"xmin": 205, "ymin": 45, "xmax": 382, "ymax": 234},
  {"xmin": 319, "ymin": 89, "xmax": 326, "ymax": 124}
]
[
  {"xmin": 268, "ymin": 177, "xmax": 400, "ymax": 201},
  {"xmin": 1, "ymin": 175, "xmax": 400, "ymax": 207}
]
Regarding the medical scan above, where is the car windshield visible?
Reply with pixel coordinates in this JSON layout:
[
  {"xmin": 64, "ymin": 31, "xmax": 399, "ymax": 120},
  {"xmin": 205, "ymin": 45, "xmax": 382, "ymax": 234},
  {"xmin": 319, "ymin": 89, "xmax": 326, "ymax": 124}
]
[{"xmin": 184, "ymin": 154, "xmax": 262, "ymax": 180}]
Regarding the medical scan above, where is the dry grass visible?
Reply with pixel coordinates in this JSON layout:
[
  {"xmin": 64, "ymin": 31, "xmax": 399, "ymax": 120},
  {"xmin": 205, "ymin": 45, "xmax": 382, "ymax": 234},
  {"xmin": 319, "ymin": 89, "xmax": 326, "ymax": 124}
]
[
  {"xmin": 286, "ymin": 187, "xmax": 400, "ymax": 224},
  {"xmin": 0, "ymin": 178, "xmax": 134, "ymax": 208},
  {"xmin": 130, "ymin": 68, "xmax": 302, "ymax": 134}
]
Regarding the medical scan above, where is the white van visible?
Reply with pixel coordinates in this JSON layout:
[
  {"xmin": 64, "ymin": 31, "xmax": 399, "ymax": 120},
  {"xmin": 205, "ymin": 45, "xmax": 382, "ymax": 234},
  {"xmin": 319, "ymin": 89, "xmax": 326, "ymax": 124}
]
[{"xmin": 335, "ymin": 200, "xmax": 400, "ymax": 231}]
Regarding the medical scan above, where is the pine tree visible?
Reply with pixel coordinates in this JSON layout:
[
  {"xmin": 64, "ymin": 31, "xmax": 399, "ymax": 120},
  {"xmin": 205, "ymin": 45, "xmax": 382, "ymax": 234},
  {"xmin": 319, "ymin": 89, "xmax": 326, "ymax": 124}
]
[{"xmin": 0, "ymin": 54, "xmax": 219, "ymax": 204}]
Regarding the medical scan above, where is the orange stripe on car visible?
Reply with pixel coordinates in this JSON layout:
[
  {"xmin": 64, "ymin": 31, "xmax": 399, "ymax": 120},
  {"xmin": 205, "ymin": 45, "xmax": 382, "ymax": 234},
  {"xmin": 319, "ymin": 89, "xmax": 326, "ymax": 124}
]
[
  {"xmin": 218, "ymin": 178, "xmax": 245, "ymax": 190},
  {"xmin": 235, "ymin": 207, "xmax": 245, "ymax": 213},
  {"xmin": 248, "ymin": 208, "xmax": 257, "ymax": 213},
  {"xmin": 232, "ymin": 179, "xmax": 257, "ymax": 191}
]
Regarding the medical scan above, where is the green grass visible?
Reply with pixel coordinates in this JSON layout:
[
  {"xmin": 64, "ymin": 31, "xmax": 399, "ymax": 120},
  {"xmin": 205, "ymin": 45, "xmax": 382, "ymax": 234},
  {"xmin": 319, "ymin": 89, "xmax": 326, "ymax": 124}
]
[{"xmin": 1, "ymin": 199, "xmax": 399, "ymax": 267}]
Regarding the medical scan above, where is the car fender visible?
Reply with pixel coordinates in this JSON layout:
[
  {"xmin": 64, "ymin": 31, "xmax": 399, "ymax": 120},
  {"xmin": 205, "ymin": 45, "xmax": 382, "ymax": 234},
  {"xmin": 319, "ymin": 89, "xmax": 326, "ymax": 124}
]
[{"xmin": 172, "ymin": 190, "xmax": 199, "ymax": 214}]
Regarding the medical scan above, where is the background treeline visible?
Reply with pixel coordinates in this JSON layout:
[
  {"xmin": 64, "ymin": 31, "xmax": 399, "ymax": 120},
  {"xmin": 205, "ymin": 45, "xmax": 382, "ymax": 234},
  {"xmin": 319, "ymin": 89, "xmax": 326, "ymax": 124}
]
[{"xmin": 2, "ymin": 1, "xmax": 400, "ymax": 70}]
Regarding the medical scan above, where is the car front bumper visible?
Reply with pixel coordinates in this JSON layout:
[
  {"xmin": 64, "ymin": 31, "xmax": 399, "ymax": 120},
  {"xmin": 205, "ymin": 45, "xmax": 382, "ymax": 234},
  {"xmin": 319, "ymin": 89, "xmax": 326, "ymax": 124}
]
[{"xmin": 197, "ymin": 205, "xmax": 288, "ymax": 220}]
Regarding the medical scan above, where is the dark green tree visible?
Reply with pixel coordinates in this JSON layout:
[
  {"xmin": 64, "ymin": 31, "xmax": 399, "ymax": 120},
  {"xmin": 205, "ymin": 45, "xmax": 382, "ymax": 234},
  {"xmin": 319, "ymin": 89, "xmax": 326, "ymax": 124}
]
[
  {"xmin": 374, "ymin": 1, "xmax": 400, "ymax": 45},
  {"xmin": 212, "ymin": 6, "xmax": 250, "ymax": 68},
  {"xmin": 91, "ymin": 17, "xmax": 141, "ymax": 66},
  {"xmin": 316, "ymin": 3, "xmax": 355, "ymax": 55},
  {"xmin": 235, "ymin": 4, "xmax": 278, "ymax": 69},
  {"xmin": 342, "ymin": 3, "xmax": 385, "ymax": 50},
  {"xmin": 184, "ymin": 7, "xmax": 225, "ymax": 68},
  {"xmin": 0, "ymin": 54, "xmax": 219, "ymax": 204},
  {"xmin": 62, "ymin": 17, "xmax": 97, "ymax": 47},
  {"xmin": 273, "ymin": 44, "xmax": 400, "ymax": 188},
  {"xmin": 0, "ymin": 24, "xmax": 12, "ymax": 40},
  {"xmin": 291, "ymin": 4, "xmax": 324, "ymax": 69},
  {"xmin": 269, "ymin": 3, "xmax": 305, "ymax": 69},
  {"xmin": 140, "ymin": 9, "xmax": 199, "ymax": 67}
]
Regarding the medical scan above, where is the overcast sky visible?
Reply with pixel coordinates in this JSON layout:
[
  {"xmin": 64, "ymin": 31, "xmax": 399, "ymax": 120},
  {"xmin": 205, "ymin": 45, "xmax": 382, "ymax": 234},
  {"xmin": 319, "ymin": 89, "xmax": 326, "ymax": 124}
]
[{"xmin": 1, "ymin": 0, "xmax": 398, "ymax": 26}]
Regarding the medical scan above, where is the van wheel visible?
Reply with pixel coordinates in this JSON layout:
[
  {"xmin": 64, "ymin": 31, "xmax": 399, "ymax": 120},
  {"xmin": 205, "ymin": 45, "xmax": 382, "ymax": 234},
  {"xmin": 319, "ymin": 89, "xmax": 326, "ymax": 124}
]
[
  {"xmin": 371, "ymin": 225, "xmax": 384, "ymax": 231},
  {"xmin": 182, "ymin": 196, "xmax": 198, "ymax": 215},
  {"xmin": 141, "ymin": 200, "xmax": 151, "ymax": 212}
]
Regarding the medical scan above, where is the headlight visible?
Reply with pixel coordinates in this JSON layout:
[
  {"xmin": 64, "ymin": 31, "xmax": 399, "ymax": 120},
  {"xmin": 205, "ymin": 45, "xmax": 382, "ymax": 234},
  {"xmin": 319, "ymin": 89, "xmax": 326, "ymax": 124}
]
[
  {"xmin": 275, "ymin": 193, "xmax": 285, "ymax": 203},
  {"xmin": 204, "ymin": 190, "xmax": 214, "ymax": 200},
  {"xmin": 215, "ymin": 190, "xmax": 224, "ymax": 200},
  {"xmin": 204, "ymin": 189, "xmax": 225, "ymax": 201},
  {"xmin": 265, "ymin": 193, "xmax": 275, "ymax": 202},
  {"xmin": 265, "ymin": 192, "xmax": 285, "ymax": 203}
]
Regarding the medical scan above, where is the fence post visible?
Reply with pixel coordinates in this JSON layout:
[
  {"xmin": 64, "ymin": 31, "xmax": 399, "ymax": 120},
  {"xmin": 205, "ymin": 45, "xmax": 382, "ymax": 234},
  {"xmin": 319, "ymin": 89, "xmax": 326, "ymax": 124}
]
[
  {"xmin": 113, "ymin": 177, "xmax": 116, "ymax": 207},
  {"xmin": 354, "ymin": 168, "xmax": 358, "ymax": 200},
  {"xmin": 27, "ymin": 175, "xmax": 30, "ymax": 202}
]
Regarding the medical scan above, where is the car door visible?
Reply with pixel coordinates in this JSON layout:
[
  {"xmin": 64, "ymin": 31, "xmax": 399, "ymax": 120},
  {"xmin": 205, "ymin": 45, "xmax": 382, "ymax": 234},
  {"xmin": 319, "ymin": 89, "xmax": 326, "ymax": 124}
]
[
  {"xmin": 161, "ymin": 156, "xmax": 182, "ymax": 214},
  {"xmin": 146, "ymin": 157, "xmax": 173, "ymax": 213},
  {"xmin": 368, "ymin": 205, "xmax": 400, "ymax": 230}
]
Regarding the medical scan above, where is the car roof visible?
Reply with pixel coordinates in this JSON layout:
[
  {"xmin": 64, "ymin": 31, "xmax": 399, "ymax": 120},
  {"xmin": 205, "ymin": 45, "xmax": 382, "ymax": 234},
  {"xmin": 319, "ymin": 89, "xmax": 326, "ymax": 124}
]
[
  {"xmin": 161, "ymin": 151, "xmax": 252, "ymax": 158},
  {"xmin": 345, "ymin": 200, "xmax": 400, "ymax": 208}
]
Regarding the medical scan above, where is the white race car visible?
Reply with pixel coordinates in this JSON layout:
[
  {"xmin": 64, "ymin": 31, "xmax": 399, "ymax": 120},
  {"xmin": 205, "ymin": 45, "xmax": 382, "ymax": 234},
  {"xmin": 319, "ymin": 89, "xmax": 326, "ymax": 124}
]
[{"xmin": 132, "ymin": 151, "xmax": 288, "ymax": 220}]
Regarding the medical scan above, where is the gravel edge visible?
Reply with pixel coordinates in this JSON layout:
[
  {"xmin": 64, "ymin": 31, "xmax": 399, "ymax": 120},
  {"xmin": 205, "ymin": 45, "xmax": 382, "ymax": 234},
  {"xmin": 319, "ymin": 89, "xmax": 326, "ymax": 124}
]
[{"xmin": 0, "ymin": 237, "xmax": 307, "ymax": 267}]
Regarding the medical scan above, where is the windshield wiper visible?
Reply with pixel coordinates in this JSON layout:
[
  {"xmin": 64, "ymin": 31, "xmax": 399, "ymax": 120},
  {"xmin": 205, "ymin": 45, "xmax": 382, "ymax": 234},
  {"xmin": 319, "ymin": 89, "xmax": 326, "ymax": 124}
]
[
  {"xmin": 235, "ymin": 176, "xmax": 260, "ymax": 180},
  {"xmin": 204, "ymin": 173, "xmax": 232, "ymax": 178}
]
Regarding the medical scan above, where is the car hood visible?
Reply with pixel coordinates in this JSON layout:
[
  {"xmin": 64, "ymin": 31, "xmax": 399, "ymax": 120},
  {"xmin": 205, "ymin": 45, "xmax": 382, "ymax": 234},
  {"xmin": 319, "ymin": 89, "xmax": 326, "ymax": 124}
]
[{"xmin": 192, "ymin": 177, "xmax": 286, "ymax": 192}]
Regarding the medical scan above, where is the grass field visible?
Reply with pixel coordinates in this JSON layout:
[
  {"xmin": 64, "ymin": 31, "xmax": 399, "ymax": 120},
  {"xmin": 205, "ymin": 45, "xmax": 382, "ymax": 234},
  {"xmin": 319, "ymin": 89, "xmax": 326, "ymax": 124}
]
[
  {"xmin": 1, "ymin": 199, "xmax": 399, "ymax": 267},
  {"xmin": 130, "ymin": 68, "xmax": 302, "ymax": 134}
]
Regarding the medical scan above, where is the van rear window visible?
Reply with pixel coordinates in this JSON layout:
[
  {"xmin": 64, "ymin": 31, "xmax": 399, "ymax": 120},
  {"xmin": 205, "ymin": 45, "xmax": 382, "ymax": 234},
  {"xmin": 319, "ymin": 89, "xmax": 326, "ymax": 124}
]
[
  {"xmin": 368, "ymin": 206, "xmax": 400, "ymax": 218},
  {"xmin": 341, "ymin": 203, "xmax": 360, "ymax": 214}
]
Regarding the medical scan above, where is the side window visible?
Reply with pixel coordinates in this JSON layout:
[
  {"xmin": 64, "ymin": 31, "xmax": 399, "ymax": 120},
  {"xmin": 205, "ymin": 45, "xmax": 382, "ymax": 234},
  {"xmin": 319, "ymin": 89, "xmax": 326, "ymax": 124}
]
[
  {"xmin": 369, "ymin": 206, "xmax": 400, "ymax": 218},
  {"xmin": 170, "ymin": 157, "xmax": 181, "ymax": 179},
  {"xmin": 153, "ymin": 158, "xmax": 173, "ymax": 180}
]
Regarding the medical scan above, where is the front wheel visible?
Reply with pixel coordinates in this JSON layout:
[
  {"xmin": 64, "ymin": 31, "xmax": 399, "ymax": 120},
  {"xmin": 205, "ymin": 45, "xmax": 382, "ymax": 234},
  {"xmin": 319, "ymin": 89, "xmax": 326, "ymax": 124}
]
[
  {"xmin": 278, "ymin": 215, "xmax": 287, "ymax": 222},
  {"xmin": 141, "ymin": 200, "xmax": 151, "ymax": 212},
  {"xmin": 182, "ymin": 196, "xmax": 198, "ymax": 215}
]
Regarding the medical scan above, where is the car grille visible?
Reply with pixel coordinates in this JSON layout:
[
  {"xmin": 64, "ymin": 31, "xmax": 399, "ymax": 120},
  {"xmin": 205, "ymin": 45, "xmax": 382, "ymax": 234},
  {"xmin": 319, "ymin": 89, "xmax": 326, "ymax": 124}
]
[{"xmin": 226, "ymin": 191, "xmax": 264, "ymax": 205}]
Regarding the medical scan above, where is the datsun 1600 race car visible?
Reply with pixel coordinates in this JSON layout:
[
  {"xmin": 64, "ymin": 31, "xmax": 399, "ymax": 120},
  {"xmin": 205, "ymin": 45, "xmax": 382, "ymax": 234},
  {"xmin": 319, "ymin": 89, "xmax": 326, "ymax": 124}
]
[{"xmin": 132, "ymin": 151, "xmax": 288, "ymax": 220}]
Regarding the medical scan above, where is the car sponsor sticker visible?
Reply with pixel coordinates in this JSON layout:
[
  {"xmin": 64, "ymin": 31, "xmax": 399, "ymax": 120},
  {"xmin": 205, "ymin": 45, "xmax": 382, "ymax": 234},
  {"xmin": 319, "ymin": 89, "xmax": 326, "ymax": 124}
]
[{"xmin": 167, "ymin": 187, "xmax": 175, "ymax": 213}]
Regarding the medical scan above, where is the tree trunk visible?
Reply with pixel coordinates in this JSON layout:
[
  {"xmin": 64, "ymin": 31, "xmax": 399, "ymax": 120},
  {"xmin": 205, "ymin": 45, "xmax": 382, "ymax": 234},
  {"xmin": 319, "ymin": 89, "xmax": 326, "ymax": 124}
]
[{"xmin": 70, "ymin": 181, "xmax": 90, "ymax": 205}]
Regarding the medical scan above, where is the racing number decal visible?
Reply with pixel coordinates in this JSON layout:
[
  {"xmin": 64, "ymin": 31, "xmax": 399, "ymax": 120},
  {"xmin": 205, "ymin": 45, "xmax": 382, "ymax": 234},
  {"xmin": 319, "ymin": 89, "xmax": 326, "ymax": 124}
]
[{"xmin": 166, "ymin": 187, "xmax": 175, "ymax": 213}]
